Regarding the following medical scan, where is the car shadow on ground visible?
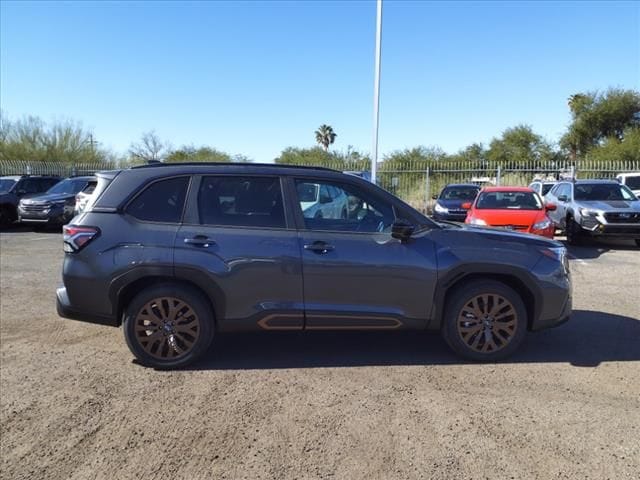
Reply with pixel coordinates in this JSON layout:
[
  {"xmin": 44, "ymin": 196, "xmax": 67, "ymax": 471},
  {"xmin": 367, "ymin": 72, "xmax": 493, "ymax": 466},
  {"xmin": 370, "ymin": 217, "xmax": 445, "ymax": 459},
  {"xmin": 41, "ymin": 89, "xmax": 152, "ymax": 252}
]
[
  {"xmin": 188, "ymin": 310, "xmax": 639, "ymax": 371},
  {"xmin": 559, "ymin": 236, "xmax": 638, "ymax": 260}
]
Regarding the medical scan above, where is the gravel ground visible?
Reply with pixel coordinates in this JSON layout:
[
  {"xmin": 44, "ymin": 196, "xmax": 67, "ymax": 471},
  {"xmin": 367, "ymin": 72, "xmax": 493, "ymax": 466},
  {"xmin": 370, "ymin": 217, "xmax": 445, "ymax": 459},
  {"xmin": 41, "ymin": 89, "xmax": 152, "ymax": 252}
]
[{"xmin": 1, "ymin": 229, "xmax": 639, "ymax": 480}]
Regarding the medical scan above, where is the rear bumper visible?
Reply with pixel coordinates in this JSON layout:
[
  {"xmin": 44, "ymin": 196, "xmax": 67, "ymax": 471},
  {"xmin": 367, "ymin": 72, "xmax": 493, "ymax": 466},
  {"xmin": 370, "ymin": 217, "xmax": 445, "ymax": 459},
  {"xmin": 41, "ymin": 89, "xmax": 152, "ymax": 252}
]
[{"xmin": 56, "ymin": 286, "xmax": 118, "ymax": 327}]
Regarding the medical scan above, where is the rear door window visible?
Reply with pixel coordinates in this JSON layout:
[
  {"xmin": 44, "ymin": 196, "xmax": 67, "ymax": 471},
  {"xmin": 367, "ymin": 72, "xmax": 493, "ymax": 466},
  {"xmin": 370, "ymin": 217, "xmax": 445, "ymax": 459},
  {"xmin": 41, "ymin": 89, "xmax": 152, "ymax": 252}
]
[
  {"xmin": 126, "ymin": 177, "xmax": 189, "ymax": 223},
  {"xmin": 198, "ymin": 176, "xmax": 285, "ymax": 228}
]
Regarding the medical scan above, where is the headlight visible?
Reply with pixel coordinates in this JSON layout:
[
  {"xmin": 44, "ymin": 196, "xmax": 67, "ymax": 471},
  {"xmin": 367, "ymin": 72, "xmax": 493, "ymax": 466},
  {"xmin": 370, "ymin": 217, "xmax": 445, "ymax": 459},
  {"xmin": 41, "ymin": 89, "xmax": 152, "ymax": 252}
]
[
  {"xmin": 533, "ymin": 219, "xmax": 551, "ymax": 230},
  {"xmin": 434, "ymin": 202, "xmax": 448, "ymax": 214},
  {"xmin": 470, "ymin": 218, "xmax": 487, "ymax": 226},
  {"xmin": 580, "ymin": 208, "xmax": 599, "ymax": 217}
]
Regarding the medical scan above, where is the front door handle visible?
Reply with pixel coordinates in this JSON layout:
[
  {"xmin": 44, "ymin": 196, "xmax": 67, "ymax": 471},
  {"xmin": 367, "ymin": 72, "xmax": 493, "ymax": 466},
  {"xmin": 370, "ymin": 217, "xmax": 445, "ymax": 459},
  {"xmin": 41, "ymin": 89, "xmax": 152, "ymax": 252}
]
[
  {"xmin": 184, "ymin": 235, "xmax": 214, "ymax": 248},
  {"xmin": 304, "ymin": 241, "xmax": 334, "ymax": 254}
]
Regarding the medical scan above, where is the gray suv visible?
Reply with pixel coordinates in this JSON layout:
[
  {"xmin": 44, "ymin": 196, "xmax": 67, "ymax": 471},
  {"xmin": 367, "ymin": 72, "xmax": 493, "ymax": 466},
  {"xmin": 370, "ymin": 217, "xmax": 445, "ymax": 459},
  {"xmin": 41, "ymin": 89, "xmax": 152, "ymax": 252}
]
[
  {"xmin": 545, "ymin": 180, "xmax": 640, "ymax": 246},
  {"xmin": 57, "ymin": 163, "xmax": 572, "ymax": 369}
]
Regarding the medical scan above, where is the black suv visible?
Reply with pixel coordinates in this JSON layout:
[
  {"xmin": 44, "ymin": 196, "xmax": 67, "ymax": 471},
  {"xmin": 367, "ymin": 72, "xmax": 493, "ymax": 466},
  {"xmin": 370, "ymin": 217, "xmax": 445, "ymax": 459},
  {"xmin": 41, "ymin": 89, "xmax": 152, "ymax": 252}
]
[
  {"xmin": 0, "ymin": 175, "xmax": 61, "ymax": 225},
  {"xmin": 18, "ymin": 176, "xmax": 95, "ymax": 227},
  {"xmin": 57, "ymin": 163, "xmax": 572, "ymax": 369}
]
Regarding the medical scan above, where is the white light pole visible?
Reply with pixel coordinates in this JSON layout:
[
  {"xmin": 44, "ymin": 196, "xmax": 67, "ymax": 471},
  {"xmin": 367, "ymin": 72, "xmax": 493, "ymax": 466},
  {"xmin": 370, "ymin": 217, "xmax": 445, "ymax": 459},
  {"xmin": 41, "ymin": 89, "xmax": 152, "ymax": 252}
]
[{"xmin": 371, "ymin": 0, "xmax": 383, "ymax": 184}]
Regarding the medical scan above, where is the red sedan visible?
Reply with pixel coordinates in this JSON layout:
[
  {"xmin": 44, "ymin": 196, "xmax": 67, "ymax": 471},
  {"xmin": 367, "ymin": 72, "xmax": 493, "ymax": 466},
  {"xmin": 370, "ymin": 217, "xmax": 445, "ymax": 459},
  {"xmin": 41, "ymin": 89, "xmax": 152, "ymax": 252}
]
[{"xmin": 462, "ymin": 186, "xmax": 556, "ymax": 238}]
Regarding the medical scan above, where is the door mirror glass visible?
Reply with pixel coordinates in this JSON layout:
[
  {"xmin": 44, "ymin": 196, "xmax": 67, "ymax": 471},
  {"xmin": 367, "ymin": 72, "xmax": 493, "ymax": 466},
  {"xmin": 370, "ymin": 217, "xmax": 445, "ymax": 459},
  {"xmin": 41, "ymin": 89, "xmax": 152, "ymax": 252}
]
[{"xmin": 391, "ymin": 219, "xmax": 415, "ymax": 241}]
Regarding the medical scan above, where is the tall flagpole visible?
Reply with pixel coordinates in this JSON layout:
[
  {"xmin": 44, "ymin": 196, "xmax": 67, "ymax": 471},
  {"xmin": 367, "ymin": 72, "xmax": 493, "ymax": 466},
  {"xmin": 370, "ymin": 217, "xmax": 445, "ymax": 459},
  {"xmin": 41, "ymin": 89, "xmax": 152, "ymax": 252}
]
[{"xmin": 371, "ymin": 0, "xmax": 382, "ymax": 184}]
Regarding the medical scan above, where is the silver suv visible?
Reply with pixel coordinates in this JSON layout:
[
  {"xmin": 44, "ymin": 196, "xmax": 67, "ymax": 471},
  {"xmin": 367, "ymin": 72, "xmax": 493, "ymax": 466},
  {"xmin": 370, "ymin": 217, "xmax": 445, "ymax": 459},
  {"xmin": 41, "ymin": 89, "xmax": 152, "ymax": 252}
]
[{"xmin": 545, "ymin": 180, "xmax": 640, "ymax": 246}]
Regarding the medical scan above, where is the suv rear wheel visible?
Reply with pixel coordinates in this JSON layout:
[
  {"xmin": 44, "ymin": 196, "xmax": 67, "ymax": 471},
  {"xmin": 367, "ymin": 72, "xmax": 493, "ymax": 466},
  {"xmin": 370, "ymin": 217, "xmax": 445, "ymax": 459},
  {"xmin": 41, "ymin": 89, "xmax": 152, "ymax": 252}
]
[
  {"xmin": 123, "ymin": 284, "xmax": 215, "ymax": 369},
  {"xmin": 441, "ymin": 280, "xmax": 527, "ymax": 361}
]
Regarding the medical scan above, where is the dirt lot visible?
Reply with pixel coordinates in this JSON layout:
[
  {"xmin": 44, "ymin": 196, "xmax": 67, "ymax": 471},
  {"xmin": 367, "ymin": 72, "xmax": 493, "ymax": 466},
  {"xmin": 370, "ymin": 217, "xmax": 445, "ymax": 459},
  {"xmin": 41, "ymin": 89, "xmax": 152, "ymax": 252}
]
[{"xmin": 1, "ymin": 229, "xmax": 639, "ymax": 480}]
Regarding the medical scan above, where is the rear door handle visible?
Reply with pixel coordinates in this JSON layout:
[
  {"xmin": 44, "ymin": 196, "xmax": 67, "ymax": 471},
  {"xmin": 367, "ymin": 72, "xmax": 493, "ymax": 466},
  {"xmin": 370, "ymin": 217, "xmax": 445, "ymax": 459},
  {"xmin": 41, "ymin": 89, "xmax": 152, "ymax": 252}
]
[
  {"xmin": 304, "ymin": 241, "xmax": 334, "ymax": 254},
  {"xmin": 184, "ymin": 235, "xmax": 214, "ymax": 248}
]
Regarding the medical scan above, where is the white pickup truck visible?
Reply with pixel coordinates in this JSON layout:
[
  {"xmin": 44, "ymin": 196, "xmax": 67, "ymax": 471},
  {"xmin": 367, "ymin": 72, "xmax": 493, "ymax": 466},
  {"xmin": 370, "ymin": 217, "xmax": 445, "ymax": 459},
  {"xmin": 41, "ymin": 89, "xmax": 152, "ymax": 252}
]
[{"xmin": 616, "ymin": 172, "xmax": 640, "ymax": 199}]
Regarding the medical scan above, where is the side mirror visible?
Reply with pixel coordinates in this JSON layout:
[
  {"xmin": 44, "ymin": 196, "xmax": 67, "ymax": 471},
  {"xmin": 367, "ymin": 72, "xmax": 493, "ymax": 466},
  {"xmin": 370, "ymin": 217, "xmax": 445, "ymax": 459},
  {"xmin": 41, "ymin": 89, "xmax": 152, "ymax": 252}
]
[
  {"xmin": 461, "ymin": 202, "xmax": 472, "ymax": 210},
  {"xmin": 557, "ymin": 195, "xmax": 568, "ymax": 202},
  {"xmin": 391, "ymin": 219, "xmax": 415, "ymax": 242},
  {"xmin": 431, "ymin": 194, "xmax": 438, "ymax": 200},
  {"xmin": 545, "ymin": 203, "xmax": 557, "ymax": 211}
]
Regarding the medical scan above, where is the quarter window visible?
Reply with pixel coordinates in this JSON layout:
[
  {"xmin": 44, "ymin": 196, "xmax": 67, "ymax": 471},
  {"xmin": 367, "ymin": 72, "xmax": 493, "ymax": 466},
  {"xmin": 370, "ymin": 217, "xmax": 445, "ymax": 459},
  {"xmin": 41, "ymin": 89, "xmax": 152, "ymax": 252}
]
[
  {"xmin": 126, "ymin": 177, "xmax": 189, "ymax": 223},
  {"xmin": 295, "ymin": 179, "xmax": 395, "ymax": 233},
  {"xmin": 198, "ymin": 176, "xmax": 285, "ymax": 228}
]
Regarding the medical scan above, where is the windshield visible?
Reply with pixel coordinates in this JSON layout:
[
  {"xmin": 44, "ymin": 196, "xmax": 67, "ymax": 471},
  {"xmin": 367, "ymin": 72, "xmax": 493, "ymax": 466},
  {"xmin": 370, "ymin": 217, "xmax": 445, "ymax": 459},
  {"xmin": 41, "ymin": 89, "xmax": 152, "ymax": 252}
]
[
  {"xmin": 541, "ymin": 183, "xmax": 555, "ymax": 195},
  {"xmin": 46, "ymin": 179, "xmax": 88, "ymax": 195},
  {"xmin": 0, "ymin": 179, "xmax": 18, "ymax": 193},
  {"xmin": 439, "ymin": 186, "xmax": 479, "ymax": 200},
  {"xmin": 476, "ymin": 191, "xmax": 543, "ymax": 210},
  {"xmin": 575, "ymin": 183, "xmax": 638, "ymax": 201},
  {"xmin": 622, "ymin": 176, "xmax": 640, "ymax": 190}
]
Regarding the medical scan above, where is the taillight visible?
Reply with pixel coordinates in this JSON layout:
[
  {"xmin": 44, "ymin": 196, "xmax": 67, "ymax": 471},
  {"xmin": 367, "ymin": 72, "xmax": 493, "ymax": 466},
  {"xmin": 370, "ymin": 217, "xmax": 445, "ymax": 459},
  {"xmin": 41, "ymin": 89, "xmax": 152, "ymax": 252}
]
[{"xmin": 63, "ymin": 225, "xmax": 100, "ymax": 253}]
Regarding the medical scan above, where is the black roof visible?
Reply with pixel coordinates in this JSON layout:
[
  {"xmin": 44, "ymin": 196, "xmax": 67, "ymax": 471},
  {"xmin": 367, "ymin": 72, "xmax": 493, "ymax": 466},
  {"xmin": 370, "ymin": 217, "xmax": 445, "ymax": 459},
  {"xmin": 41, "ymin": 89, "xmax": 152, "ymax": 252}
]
[
  {"xmin": 441, "ymin": 183, "xmax": 481, "ymax": 188},
  {"xmin": 131, "ymin": 162, "xmax": 337, "ymax": 173}
]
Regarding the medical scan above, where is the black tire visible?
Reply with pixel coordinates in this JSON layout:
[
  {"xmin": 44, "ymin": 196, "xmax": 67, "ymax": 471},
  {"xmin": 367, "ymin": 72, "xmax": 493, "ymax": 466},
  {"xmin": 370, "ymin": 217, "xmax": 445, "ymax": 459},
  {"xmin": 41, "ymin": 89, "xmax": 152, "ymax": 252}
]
[
  {"xmin": 0, "ymin": 205, "xmax": 16, "ymax": 226},
  {"xmin": 565, "ymin": 215, "xmax": 583, "ymax": 246},
  {"xmin": 123, "ymin": 283, "xmax": 215, "ymax": 369},
  {"xmin": 635, "ymin": 239, "xmax": 640, "ymax": 248},
  {"xmin": 441, "ymin": 280, "xmax": 527, "ymax": 362}
]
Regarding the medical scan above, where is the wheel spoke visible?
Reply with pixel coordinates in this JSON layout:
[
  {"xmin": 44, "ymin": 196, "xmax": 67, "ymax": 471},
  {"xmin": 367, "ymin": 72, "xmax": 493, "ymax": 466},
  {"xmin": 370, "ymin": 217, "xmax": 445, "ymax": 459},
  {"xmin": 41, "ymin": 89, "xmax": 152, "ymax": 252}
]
[
  {"xmin": 457, "ymin": 293, "xmax": 518, "ymax": 354},
  {"xmin": 134, "ymin": 296, "xmax": 201, "ymax": 361}
]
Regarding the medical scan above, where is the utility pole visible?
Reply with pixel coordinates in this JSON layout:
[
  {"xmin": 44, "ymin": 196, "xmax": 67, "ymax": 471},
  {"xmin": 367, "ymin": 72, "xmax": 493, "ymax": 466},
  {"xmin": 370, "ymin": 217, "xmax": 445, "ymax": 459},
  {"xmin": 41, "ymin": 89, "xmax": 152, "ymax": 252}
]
[{"xmin": 371, "ymin": 0, "xmax": 383, "ymax": 184}]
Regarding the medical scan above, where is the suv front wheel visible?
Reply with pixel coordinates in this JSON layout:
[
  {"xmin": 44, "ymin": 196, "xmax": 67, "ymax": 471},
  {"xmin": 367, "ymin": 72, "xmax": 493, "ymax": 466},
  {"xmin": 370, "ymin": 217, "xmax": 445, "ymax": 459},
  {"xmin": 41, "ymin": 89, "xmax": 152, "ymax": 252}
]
[
  {"xmin": 123, "ymin": 284, "xmax": 215, "ymax": 369},
  {"xmin": 441, "ymin": 280, "xmax": 527, "ymax": 362}
]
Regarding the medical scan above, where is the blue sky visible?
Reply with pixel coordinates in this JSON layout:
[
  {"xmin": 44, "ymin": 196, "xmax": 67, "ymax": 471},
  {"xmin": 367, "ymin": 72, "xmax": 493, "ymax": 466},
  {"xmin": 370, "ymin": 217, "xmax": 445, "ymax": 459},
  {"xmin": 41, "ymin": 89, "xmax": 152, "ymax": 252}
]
[{"xmin": 1, "ymin": 0, "xmax": 638, "ymax": 162}]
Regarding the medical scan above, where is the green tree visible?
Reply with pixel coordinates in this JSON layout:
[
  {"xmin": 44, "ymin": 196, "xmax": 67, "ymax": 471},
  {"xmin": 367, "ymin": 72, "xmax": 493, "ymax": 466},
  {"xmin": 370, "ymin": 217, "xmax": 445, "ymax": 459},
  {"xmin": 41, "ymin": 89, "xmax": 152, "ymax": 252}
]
[
  {"xmin": 486, "ymin": 125, "xmax": 559, "ymax": 167},
  {"xmin": 586, "ymin": 127, "xmax": 640, "ymax": 164},
  {"xmin": 0, "ymin": 113, "xmax": 113, "ymax": 164},
  {"xmin": 314, "ymin": 124, "xmax": 337, "ymax": 151},
  {"xmin": 166, "ymin": 146, "xmax": 232, "ymax": 163},
  {"xmin": 561, "ymin": 88, "xmax": 640, "ymax": 159},
  {"xmin": 274, "ymin": 146, "xmax": 369, "ymax": 170}
]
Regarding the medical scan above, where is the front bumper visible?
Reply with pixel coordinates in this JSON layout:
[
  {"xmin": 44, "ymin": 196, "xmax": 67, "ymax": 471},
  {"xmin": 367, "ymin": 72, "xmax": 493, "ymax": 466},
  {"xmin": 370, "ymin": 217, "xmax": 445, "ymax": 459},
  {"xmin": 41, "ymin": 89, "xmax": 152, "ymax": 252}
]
[
  {"xmin": 19, "ymin": 204, "xmax": 73, "ymax": 224},
  {"xmin": 432, "ymin": 212, "xmax": 467, "ymax": 223},
  {"xmin": 56, "ymin": 286, "xmax": 118, "ymax": 326},
  {"xmin": 582, "ymin": 223, "xmax": 640, "ymax": 238}
]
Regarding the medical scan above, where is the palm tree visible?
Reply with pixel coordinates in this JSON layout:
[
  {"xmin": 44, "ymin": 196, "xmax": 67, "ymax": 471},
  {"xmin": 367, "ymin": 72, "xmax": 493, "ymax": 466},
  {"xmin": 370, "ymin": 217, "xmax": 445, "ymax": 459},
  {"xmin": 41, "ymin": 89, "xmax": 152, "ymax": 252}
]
[{"xmin": 314, "ymin": 124, "xmax": 337, "ymax": 151}]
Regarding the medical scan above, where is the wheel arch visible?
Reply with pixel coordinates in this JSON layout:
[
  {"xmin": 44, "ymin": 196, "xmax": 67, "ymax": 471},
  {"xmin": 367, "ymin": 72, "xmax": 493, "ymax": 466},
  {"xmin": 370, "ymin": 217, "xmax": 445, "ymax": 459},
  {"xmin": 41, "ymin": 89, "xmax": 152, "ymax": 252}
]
[
  {"xmin": 112, "ymin": 267, "xmax": 224, "ymax": 327},
  {"xmin": 430, "ymin": 267, "xmax": 540, "ymax": 332}
]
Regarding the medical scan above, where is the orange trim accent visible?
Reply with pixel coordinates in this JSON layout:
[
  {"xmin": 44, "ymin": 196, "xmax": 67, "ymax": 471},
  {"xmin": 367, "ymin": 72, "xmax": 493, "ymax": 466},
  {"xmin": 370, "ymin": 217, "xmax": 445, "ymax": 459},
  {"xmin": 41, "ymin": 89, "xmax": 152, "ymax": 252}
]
[{"xmin": 257, "ymin": 314, "xmax": 303, "ymax": 330}]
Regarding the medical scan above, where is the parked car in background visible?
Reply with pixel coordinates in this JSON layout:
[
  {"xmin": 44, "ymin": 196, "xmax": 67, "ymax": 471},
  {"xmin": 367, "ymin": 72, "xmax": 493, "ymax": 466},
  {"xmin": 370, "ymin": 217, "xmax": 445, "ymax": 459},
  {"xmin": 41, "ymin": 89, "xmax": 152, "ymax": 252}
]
[
  {"xmin": 432, "ymin": 183, "xmax": 480, "ymax": 222},
  {"xmin": 0, "ymin": 175, "xmax": 61, "ymax": 225},
  {"xmin": 297, "ymin": 181, "xmax": 349, "ymax": 219},
  {"xmin": 616, "ymin": 172, "xmax": 640, "ymax": 198},
  {"xmin": 74, "ymin": 178, "xmax": 98, "ymax": 215},
  {"xmin": 18, "ymin": 176, "xmax": 95, "ymax": 227},
  {"xmin": 57, "ymin": 163, "xmax": 571, "ymax": 369},
  {"xmin": 463, "ymin": 187, "xmax": 556, "ymax": 238},
  {"xmin": 545, "ymin": 180, "xmax": 640, "ymax": 246},
  {"xmin": 528, "ymin": 180, "xmax": 557, "ymax": 197}
]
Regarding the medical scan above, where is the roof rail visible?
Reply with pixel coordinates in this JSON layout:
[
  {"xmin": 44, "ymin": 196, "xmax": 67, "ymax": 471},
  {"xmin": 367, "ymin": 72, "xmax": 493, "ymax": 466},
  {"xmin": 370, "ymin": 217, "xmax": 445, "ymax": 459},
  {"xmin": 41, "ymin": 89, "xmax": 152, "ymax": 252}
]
[{"xmin": 130, "ymin": 162, "xmax": 338, "ymax": 172}]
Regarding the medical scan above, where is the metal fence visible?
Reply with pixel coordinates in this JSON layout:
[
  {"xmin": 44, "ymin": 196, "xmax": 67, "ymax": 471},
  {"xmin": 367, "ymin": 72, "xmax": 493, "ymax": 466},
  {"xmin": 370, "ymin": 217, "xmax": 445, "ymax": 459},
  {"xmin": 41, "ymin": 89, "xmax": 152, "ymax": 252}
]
[
  {"xmin": 0, "ymin": 160, "xmax": 119, "ymax": 178},
  {"xmin": 1, "ymin": 158, "xmax": 638, "ymax": 214}
]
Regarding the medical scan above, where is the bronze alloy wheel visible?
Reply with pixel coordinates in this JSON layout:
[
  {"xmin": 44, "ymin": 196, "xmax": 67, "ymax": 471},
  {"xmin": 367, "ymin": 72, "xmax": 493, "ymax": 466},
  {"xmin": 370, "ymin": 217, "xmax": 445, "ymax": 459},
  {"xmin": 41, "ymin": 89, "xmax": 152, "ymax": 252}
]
[
  {"xmin": 456, "ymin": 293, "xmax": 518, "ymax": 353},
  {"xmin": 134, "ymin": 297, "xmax": 201, "ymax": 360}
]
